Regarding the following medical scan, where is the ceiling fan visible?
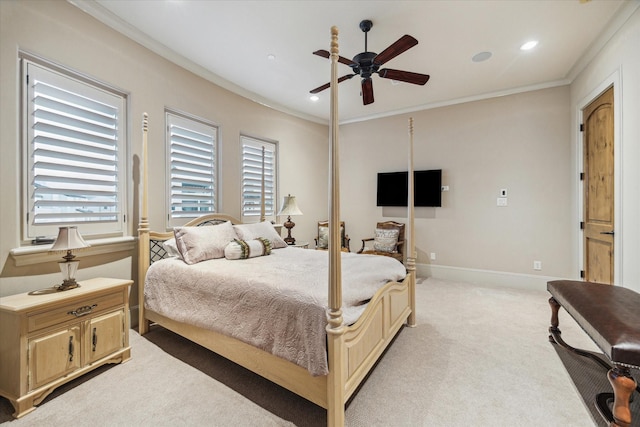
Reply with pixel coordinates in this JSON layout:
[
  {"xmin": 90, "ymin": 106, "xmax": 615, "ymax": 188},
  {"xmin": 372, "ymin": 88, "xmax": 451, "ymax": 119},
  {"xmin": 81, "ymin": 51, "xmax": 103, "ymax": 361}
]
[{"xmin": 310, "ymin": 20, "xmax": 430, "ymax": 105}]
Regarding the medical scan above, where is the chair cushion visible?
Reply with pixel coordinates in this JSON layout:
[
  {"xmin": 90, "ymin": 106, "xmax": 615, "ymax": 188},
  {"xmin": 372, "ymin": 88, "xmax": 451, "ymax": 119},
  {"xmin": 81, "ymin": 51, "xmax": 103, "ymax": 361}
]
[
  {"xmin": 373, "ymin": 228, "xmax": 399, "ymax": 253},
  {"xmin": 317, "ymin": 225, "xmax": 344, "ymax": 249}
]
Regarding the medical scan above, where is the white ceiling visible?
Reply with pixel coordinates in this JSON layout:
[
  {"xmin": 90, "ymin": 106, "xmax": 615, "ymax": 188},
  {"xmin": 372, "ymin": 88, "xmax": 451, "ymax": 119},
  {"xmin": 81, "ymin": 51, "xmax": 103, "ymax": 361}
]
[{"xmin": 72, "ymin": 0, "xmax": 637, "ymax": 124}]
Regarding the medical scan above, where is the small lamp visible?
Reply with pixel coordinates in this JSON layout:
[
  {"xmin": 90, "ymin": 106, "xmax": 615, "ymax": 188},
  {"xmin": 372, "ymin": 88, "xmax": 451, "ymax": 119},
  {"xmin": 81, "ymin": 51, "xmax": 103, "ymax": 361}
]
[
  {"xmin": 277, "ymin": 194, "xmax": 303, "ymax": 245},
  {"xmin": 50, "ymin": 226, "xmax": 90, "ymax": 291}
]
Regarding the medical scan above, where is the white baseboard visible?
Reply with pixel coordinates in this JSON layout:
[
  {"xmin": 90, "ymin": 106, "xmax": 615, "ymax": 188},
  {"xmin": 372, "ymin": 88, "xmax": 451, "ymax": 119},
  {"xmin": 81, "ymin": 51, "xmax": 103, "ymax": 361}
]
[{"xmin": 417, "ymin": 263, "xmax": 565, "ymax": 292}]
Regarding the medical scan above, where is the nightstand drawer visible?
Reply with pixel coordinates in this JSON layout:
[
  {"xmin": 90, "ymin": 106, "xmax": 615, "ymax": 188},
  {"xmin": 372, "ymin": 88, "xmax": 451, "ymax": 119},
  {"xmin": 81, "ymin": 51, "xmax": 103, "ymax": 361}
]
[{"xmin": 28, "ymin": 291, "xmax": 124, "ymax": 333}]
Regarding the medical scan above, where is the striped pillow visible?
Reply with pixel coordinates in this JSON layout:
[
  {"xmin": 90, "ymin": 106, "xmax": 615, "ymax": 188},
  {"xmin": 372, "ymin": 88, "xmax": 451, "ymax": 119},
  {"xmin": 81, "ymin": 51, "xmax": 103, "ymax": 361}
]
[{"xmin": 224, "ymin": 238, "xmax": 272, "ymax": 260}]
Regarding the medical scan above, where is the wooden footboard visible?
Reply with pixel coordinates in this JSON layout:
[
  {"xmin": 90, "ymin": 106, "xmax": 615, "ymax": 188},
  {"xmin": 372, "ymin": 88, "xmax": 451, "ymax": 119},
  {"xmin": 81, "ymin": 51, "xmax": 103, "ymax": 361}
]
[
  {"xmin": 142, "ymin": 271, "xmax": 414, "ymax": 411},
  {"xmin": 342, "ymin": 274, "xmax": 413, "ymax": 400}
]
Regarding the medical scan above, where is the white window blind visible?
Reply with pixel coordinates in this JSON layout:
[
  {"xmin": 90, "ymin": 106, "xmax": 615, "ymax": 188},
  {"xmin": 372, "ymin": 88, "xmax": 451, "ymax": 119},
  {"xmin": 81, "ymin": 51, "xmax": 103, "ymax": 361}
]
[
  {"xmin": 166, "ymin": 111, "xmax": 217, "ymax": 227},
  {"xmin": 241, "ymin": 136, "xmax": 277, "ymax": 221},
  {"xmin": 24, "ymin": 60, "xmax": 126, "ymax": 239}
]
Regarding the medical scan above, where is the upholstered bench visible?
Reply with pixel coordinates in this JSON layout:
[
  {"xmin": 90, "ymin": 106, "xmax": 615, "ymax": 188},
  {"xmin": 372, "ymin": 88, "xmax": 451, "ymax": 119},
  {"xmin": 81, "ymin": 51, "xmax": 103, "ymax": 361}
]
[{"xmin": 547, "ymin": 280, "xmax": 640, "ymax": 427}]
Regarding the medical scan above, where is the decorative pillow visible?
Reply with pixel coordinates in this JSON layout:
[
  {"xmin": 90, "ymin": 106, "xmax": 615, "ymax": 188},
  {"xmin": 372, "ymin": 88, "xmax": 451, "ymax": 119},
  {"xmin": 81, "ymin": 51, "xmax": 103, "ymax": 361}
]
[
  {"xmin": 373, "ymin": 228, "xmax": 400, "ymax": 253},
  {"xmin": 162, "ymin": 238, "xmax": 181, "ymax": 258},
  {"xmin": 317, "ymin": 226, "xmax": 329, "ymax": 249},
  {"xmin": 173, "ymin": 221, "xmax": 238, "ymax": 264},
  {"xmin": 317, "ymin": 225, "xmax": 344, "ymax": 249},
  {"xmin": 233, "ymin": 221, "xmax": 288, "ymax": 249},
  {"xmin": 224, "ymin": 238, "xmax": 272, "ymax": 260}
]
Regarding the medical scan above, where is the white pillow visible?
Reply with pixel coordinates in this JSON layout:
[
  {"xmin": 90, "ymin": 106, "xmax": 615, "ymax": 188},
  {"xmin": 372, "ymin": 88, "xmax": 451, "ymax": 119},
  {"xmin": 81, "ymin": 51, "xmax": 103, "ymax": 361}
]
[
  {"xmin": 224, "ymin": 238, "xmax": 272, "ymax": 260},
  {"xmin": 373, "ymin": 228, "xmax": 399, "ymax": 253},
  {"xmin": 174, "ymin": 221, "xmax": 238, "ymax": 264},
  {"xmin": 234, "ymin": 221, "xmax": 288, "ymax": 249},
  {"xmin": 162, "ymin": 238, "xmax": 181, "ymax": 258}
]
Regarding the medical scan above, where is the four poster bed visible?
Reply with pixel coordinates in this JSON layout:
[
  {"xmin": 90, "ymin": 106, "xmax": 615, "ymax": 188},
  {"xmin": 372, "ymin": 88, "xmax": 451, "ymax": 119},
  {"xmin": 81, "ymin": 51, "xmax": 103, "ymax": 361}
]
[{"xmin": 137, "ymin": 27, "xmax": 417, "ymax": 426}]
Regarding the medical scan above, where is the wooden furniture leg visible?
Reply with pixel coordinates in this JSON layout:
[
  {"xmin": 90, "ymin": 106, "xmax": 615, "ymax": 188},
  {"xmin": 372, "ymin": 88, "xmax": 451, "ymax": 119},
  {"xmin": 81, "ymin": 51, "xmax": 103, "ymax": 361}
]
[
  {"xmin": 548, "ymin": 296, "xmax": 561, "ymax": 343},
  {"xmin": 608, "ymin": 366, "xmax": 636, "ymax": 427}
]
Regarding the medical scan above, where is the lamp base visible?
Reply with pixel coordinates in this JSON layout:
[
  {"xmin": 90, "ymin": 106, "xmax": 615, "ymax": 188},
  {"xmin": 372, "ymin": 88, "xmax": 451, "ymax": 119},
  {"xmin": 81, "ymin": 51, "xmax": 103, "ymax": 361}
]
[
  {"xmin": 283, "ymin": 216, "xmax": 296, "ymax": 245},
  {"xmin": 57, "ymin": 279, "xmax": 80, "ymax": 292}
]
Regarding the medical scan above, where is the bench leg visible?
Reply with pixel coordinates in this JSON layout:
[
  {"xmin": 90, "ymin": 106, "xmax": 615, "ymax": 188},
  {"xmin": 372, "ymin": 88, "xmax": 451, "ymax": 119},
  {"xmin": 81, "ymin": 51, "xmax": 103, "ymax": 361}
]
[
  {"xmin": 548, "ymin": 297, "xmax": 561, "ymax": 343},
  {"xmin": 607, "ymin": 366, "xmax": 636, "ymax": 427}
]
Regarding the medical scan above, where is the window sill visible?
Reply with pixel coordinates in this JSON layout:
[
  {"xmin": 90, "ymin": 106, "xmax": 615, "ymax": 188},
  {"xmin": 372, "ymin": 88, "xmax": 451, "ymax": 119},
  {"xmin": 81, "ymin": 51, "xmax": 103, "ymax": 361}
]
[{"xmin": 10, "ymin": 236, "xmax": 136, "ymax": 267}]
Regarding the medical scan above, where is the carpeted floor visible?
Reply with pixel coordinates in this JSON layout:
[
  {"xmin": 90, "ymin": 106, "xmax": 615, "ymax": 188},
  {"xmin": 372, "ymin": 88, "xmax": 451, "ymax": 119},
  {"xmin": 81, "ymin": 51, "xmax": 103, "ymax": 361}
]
[{"xmin": 1, "ymin": 277, "xmax": 638, "ymax": 426}]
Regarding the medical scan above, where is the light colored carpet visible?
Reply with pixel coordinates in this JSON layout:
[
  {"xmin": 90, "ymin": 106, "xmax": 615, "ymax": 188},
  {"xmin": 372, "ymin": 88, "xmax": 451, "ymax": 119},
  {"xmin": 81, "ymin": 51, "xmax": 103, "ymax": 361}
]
[{"xmin": 2, "ymin": 278, "xmax": 636, "ymax": 426}]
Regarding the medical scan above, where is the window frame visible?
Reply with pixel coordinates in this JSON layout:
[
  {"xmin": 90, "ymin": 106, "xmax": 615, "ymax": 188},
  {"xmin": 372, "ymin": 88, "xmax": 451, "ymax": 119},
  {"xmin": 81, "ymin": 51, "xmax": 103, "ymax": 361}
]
[
  {"xmin": 20, "ymin": 54, "xmax": 128, "ymax": 242},
  {"xmin": 165, "ymin": 109, "xmax": 219, "ymax": 229},
  {"xmin": 240, "ymin": 135, "xmax": 278, "ymax": 223}
]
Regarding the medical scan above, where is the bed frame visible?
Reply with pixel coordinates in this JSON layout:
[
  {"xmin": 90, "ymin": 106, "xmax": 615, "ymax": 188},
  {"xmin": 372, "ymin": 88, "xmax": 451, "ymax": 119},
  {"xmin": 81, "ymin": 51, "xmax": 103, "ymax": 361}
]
[{"xmin": 137, "ymin": 27, "xmax": 417, "ymax": 427}]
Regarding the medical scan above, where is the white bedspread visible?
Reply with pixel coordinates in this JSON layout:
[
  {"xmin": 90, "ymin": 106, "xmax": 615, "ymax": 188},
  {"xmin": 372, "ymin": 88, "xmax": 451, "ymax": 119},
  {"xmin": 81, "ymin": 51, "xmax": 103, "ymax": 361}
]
[{"xmin": 144, "ymin": 247, "xmax": 406, "ymax": 376}]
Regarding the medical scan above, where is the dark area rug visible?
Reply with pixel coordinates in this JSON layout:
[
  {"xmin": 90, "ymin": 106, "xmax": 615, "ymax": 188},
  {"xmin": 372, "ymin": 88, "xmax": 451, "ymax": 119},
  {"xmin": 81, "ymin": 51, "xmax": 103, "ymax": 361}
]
[{"xmin": 552, "ymin": 343, "xmax": 640, "ymax": 427}]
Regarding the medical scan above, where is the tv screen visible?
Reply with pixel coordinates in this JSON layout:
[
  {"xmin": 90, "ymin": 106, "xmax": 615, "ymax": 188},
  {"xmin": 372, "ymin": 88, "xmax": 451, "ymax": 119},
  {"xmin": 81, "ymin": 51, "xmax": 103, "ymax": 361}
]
[{"xmin": 376, "ymin": 170, "xmax": 442, "ymax": 207}]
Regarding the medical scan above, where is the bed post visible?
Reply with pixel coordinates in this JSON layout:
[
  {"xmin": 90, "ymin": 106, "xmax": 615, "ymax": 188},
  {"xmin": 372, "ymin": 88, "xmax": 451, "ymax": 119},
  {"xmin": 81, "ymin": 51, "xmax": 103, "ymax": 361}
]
[
  {"xmin": 138, "ymin": 113, "xmax": 150, "ymax": 335},
  {"xmin": 406, "ymin": 118, "xmax": 417, "ymax": 327},
  {"xmin": 326, "ymin": 25, "xmax": 346, "ymax": 427},
  {"xmin": 260, "ymin": 146, "xmax": 266, "ymax": 222}
]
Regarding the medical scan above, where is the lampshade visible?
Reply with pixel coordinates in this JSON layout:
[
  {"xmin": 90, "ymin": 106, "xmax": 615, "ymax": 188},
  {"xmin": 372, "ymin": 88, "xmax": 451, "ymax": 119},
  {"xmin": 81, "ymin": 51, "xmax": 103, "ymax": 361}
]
[
  {"xmin": 50, "ymin": 226, "xmax": 90, "ymax": 291},
  {"xmin": 50, "ymin": 226, "xmax": 90, "ymax": 252},
  {"xmin": 277, "ymin": 195, "xmax": 303, "ymax": 217}
]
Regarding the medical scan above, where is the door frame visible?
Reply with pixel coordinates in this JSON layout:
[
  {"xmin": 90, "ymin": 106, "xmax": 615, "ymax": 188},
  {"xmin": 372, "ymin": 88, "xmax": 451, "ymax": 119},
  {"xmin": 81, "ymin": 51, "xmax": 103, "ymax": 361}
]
[{"xmin": 576, "ymin": 70, "xmax": 622, "ymax": 284}]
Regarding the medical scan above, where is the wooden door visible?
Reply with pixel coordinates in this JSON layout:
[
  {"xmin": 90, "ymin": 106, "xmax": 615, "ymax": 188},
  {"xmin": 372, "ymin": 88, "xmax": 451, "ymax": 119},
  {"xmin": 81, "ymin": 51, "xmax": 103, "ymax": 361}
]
[{"xmin": 583, "ymin": 86, "xmax": 614, "ymax": 284}]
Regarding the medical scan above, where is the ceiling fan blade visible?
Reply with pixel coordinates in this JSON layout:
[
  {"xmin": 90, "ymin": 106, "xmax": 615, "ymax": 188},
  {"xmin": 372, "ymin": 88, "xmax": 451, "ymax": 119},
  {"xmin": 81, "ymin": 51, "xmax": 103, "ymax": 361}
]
[
  {"xmin": 310, "ymin": 74, "xmax": 357, "ymax": 94},
  {"xmin": 373, "ymin": 35, "xmax": 418, "ymax": 66},
  {"xmin": 313, "ymin": 49, "xmax": 357, "ymax": 67},
  {"xmin": 378, "ymin": 68, "xmax": 430, "ymax": 85},
  {"xmin": 362, "ymin": 78, "xmax": 374, "ymax": 105}
]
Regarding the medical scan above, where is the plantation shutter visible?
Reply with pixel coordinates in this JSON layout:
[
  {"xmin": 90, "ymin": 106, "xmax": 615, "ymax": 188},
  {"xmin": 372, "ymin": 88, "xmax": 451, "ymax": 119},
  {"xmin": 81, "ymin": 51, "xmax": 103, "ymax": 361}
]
[
  {"xmin": 25, "ymin": 61, "xmax": 126, "ymax": 239},
  {"xmin": 241, "ymin": 136, "xmax": 277, "ymax": 220},
  {"xmin": 167, "ymin": 112, "xmax": 217, "ymax": 227}
]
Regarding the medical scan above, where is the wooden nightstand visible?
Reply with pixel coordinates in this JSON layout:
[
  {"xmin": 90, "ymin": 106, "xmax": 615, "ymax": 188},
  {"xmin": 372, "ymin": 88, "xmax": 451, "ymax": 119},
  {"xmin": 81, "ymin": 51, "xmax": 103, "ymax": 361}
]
[{"xmin": 0, "ymin": 277, "xmax": 132, "ymax": 418}]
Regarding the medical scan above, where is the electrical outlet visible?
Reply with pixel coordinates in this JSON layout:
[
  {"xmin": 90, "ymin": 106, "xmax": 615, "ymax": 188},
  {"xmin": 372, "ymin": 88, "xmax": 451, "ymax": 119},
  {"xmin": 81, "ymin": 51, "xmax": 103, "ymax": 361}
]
[
  {"xmin": 533, "ymin": 261, "xmax": 542, "ymax": 270},
  {"xmin": 497, "ymin": 197, "xmax": 508, "ymax": 207},
  {"xmin": 430, "ymin": 252, "xmax": 436, "ymax": 260}
]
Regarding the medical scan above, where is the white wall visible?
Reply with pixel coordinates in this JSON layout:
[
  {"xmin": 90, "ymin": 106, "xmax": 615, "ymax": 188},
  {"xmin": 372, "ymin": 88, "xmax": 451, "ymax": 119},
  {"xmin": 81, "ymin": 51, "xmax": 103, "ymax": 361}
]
[
  {"xmin": 0, "ymin": 0, "xmax": 328, "ymax": 299},
  {"xmin": 570, "ymin": 7, "xmax": 640, "ymax": 293},
  {"xmin": 1, "ymin": 1, "xmax": 638, "ymax": 299},
  {"xmin": 340, "ymin": 87, "xmax": 573, "ymax": 290}
]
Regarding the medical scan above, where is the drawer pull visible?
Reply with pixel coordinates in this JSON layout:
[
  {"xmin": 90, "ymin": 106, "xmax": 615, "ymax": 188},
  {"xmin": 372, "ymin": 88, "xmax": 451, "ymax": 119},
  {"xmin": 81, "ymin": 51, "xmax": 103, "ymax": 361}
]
[
  {"xmin": 92, "ymin": 327, "xmax": 97, "ymax": 352},
  {"xmin": 67, "ymin": 304, "xmax": 97, "ymax": 317},
  {"xmin": 68, "ymin": 336, "xmax": 74, "ymax": 362}
]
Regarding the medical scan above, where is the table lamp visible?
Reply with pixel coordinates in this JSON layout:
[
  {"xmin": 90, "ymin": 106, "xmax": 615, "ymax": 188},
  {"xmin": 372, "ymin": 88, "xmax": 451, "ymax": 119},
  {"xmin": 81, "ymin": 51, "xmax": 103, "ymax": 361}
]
[
  {"xmin": 50, "ymin": 226, "xmax": 90, "ymax": 291},
  {"xmin": 277, "ymin": 194, "xmax": 303, "ymax": 245}
]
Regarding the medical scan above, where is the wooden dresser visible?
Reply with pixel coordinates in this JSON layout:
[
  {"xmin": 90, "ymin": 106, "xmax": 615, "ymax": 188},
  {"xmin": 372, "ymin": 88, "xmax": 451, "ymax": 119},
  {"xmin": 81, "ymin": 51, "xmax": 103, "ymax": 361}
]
[{"xmin": 0, "ymin": 277, "xmax": 132, "ymax": 418}]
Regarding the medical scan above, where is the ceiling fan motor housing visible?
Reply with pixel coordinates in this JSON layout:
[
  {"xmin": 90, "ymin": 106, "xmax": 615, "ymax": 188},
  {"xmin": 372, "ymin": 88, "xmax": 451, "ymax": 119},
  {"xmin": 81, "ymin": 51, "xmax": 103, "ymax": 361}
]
[{"xmin": 351, "ymin": 52, "xmax": 379, "ymax": 79}]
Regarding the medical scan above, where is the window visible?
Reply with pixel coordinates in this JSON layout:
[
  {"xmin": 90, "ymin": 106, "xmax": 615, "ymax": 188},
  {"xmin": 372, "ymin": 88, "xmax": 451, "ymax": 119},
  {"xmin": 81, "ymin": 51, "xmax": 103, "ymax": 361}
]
[
  {"xmin": 166, "ymin": 111, "xmax": 218, "ymax": 227},
  {"xmin": 241, "ymin": 136, "xmax": 277, "ymax": 222},
  {"xmin": 22, "ymin": 58, "xmax": 127, "ymax": 240}
]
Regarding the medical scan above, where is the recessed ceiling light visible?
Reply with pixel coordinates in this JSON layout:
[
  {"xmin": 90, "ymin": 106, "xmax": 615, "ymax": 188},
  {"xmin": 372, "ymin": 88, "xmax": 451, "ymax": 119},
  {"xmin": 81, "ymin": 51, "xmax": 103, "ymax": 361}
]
[
  {"xmin": 472, "ymin": 51, "xmax": 492, "ymax": 62},
  {"xmin": 267, "ymin": 54, "xmax": 276, "ymax": 60},
  {"xmin": 520, "ymin": 40, "xmax": 538, "ymax": 51},
  {"xmin": 309, "ymin": 95, "xmax": 319, "ymax": 102}
]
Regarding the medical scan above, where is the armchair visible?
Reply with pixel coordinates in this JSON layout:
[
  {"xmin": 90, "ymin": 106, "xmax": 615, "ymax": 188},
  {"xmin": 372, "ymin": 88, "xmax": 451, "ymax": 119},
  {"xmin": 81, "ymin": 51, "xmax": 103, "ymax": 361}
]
[
  {"xmin": 315, "ymin": 221, "xmax": 350, "ymax": 252},
  {"xmin": 357, "ymin": 221, "xmax": 405, "ymax": 262}
]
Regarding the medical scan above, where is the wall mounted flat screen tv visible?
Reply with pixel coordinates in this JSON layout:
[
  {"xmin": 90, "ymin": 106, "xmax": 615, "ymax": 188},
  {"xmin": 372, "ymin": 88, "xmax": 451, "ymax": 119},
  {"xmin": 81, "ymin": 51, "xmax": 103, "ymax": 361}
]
[{"xmin": 376, "ymin": 170, "xmax": 442, "ymax": 207}]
